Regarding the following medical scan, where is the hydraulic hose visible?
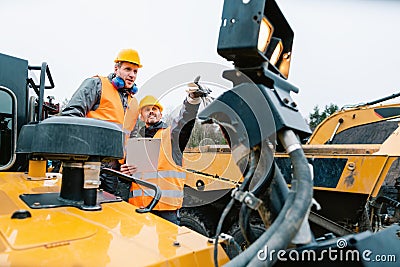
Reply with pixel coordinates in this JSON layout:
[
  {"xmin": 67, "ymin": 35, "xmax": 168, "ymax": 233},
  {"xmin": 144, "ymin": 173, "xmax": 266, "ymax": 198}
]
[
  {"xmin": 268, "ymin": 163, "xmax": 289, "ymax": 216},
  {"xmin": 375, "ymin": 196, "xmax": 400, "ymax": 209},
  {"xmin": 224, "ymin": 130, "xmax": 313, "ymax": 267},
  {"xmin": 239, "ymin": 202, "xmax": 258, "ymax": 245},
  {"xmin": 238, "ymin": 146, "xmax": 264, "ymax": 246},
  {"xmin": 247, "ymin": 148, "xmax": 312, "ymax": 266},
  {"xmin": 224, "ymin": 191, "xmax": 296, "ymax": 267},
  {"xmin": 214, "ymin": 149, "xmax": 258, "ymax": 267},
  {"xmin": 372, "ymin": 196, "xmax": 400, "ymax": 226},
  {"xmin": 214, "ymin": 198, "xmax": 236, "ymax": 267},
  {"xmin": 240, "ymin": 160, "xmax": 290, "ymax": 237},
  {"xmin": 239, "ymin": 142, "xmax": 276, "ymax": 246}
]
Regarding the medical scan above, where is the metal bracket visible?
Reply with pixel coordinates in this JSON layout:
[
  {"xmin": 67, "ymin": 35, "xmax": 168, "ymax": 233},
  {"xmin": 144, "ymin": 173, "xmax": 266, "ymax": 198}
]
[
  {"xmin": 232, "ymin": 189, "xmax": 262, "ymax": 210},
  {"xmin": 19, "ymin": 190, "xmax": 122, "ymax": 211}
]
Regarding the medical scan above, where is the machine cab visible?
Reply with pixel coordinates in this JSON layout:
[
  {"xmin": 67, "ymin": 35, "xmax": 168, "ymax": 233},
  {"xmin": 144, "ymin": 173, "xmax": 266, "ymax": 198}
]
[
  {"xmin": 0, "ymin": 86, "xmax": 16, "ymax": 170},
  {"xmin": 0, "ymin": 53, "xmax": 57, "ymax": 171}
]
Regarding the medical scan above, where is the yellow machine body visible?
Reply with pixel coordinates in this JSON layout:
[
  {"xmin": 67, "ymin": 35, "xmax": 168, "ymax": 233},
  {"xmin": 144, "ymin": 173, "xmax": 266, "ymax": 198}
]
[
  {"xmin": 0, "ymin": 172, "xmax": 229, "ymax": 267},
  {"xmin": 308, "ymin": 103, "xmax": 400, "ymax": 145},
  {"xmin": 181, "ymin": 103, "xmax": 400, "ymax": 236}
]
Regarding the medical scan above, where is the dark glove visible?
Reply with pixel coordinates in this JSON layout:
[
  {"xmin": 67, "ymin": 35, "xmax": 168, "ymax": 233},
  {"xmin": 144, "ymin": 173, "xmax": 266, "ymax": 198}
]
[
  {"xmin": 186, "ymin": 76, "xmax": 212, "ymax": 104},
  {"xmin": 188, "ymin": 76, "xmax": 211, "ymax": 98}
]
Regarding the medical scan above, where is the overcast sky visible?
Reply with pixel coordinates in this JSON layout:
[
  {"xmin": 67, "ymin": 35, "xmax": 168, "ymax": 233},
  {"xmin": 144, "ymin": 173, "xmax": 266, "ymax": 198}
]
[{"xmin": 2, "ymin": 0, "xmax": 400, "ymax": 118}]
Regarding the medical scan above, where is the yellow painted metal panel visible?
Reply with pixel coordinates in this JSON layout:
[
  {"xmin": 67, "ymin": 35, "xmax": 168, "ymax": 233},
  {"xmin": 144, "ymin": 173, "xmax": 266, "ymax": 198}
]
[
  {"xmin": 0, "ymin": 172, "xmax": 229, "ymax": 266},
  {"xmin": 183, "ymin": 151, "xmax": 243, "ymax": 182},
  {"xmin": 335, "ymin": 156, "xmax": 387, "ymax": 194},
  {"xmin": 0, "ymin": 211, "xmax": 97, "ymax": 249},
  {"xmin": 185, "ymin": 171, "xmax": 237, "ymax": 191}
]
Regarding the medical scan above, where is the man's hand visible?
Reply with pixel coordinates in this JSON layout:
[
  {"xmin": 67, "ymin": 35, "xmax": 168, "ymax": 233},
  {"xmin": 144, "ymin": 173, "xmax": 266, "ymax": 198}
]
[
  {"xmin": 187, "ymin": 82, "xmax": 203, "ymax": 99},
  {"xmin": 187, "ymin": 76, "xmax": 211, "ymax": 98},
  {"xmin": 186, "ymin": 76, "xmax": 212, "ymax": 104},
  {"xmin": 120, "ymin": 164, "xmax": 137, "ymax": 176}
]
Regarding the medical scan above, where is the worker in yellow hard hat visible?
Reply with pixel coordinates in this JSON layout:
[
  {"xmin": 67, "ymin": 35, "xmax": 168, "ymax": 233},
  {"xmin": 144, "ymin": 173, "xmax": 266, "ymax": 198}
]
[
  {"xmin": 124, "ymin": 81, "xmax": 210, "ymax": 225},
  {"xmin": 61, "ymin": 48, "xmax": 142, "ymax": 198}
]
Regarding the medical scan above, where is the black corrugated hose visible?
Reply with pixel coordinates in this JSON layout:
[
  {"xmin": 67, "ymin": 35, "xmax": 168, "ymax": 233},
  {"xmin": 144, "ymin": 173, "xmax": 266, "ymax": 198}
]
[{"xmin": 224, "ymin": 131, "xmax": 313, "ymax": 267}]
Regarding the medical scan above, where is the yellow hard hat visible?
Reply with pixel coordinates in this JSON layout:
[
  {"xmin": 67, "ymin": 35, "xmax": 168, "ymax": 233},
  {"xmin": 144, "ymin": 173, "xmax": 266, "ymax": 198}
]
[
  {"xmin": 139, "ymin": 95, "xmax": 163, "ymax": 112},
  {"xmin": 114, "ymin": 48, "xmax": 142, "ymax": 68}
]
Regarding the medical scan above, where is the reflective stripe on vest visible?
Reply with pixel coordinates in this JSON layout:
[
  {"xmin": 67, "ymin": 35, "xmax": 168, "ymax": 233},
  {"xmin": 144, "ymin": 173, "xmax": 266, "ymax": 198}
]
[
  {"xmin": 128, "ymin": 127, "xmax": 186, "ymax": 210},
  {"xmin": 130, "ymin": 189, "xmax": 184, "ymax": 198},
  {"xmin": 132, "ymin": 170, "xmax": 186, "ymax": 180}
]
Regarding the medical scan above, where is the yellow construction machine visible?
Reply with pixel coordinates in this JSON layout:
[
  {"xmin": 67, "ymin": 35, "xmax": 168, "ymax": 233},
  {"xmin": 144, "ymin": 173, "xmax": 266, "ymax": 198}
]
[
  {"xmin": 276, "ymin": 96, "xmax": 400, "ymax": 237},
  {"xmin": 1, "ymin": 0, "xmax": 399, "ymax": 266},
  {"xmin": 183, "ymin": 92, "xmax": 400, "ymax": 241}
]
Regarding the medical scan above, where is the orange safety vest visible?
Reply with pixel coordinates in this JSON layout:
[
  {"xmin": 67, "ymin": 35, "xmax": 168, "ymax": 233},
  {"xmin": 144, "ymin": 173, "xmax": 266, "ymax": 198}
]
[
  {"xmin": 87, "ymin": 76, "xmax": 138, "ymax": 162},
  {"xmin": 128, "ymin": 127, "xmax": 186, "ymax": 210}
]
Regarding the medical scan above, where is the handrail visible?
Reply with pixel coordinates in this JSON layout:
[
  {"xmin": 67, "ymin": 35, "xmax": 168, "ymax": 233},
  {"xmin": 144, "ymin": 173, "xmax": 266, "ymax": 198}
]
[
  {"xmin": 27, "ymin": 63, "xmax": 55, "ymax": 121},
  {"xmin": 101, "ymin": 168, "xmax": 161, "ymax": 213}
]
